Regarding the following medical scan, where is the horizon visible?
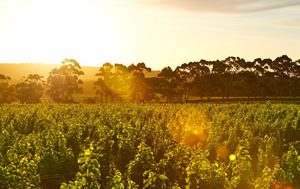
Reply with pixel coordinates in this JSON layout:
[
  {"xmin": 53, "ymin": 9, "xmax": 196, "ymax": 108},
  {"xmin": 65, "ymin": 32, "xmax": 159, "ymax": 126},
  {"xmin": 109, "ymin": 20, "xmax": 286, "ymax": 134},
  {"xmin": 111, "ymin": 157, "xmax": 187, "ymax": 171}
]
[
  {"xmin": 0, "ymin": 0, "xmax": 299, "ymax": 70},
  {"xmin": 0, "ymin": 54, "xmax": 299, "ymax": 71}
]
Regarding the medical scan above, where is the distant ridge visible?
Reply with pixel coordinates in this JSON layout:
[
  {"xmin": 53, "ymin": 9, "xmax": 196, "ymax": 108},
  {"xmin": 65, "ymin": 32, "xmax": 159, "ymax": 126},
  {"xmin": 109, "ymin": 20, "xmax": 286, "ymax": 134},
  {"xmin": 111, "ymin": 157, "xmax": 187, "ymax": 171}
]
[
  {"xmin": 0, "ymin": 63, "xmax": 98, "ymax": 81},
  {"xmin": 0, "ymin": 63, "xmax": 159, "ymax": 82}
]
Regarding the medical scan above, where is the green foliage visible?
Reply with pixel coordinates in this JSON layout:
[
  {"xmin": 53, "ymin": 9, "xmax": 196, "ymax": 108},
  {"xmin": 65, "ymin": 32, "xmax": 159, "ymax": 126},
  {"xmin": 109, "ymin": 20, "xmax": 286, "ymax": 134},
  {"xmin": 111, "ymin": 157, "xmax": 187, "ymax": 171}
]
[
  {"xmin": 0, "ymin": 155, "xmax": 41, "ymax": 189},
  {"xmin": 253, "ymin": 167, "xmax": 274, "ymax": 189},
  {"xmin": 228, "ymin": 141, "xmax": 253, "ymax": 189},
  {"xmin": 143, "ymin": 171, "xmax": 168, "ymax": 189},
  {"xmin": 0, "ymin": 104, "xmax": 299, "ymax": 188},
  {"xmin": 106, "ymin": 167, "xmax": 125, "ymax": 189},
  {"xmin": 280, "ymin": 145, "xmax": 300, "ymax": 186},
  {"xmin": 61, "ymin": 145, "xmax": 101, "ymax": 189},
  {"xmin": 186, "ymin": 150, "xmax": 229, "ymax": 189},
  {"xmin": 0, "ymin": 132, "xmax": 41, "ymax": 188},
  {"xmin": 127, "ymin": 142, "xmax": 155, "ymax": 187}
]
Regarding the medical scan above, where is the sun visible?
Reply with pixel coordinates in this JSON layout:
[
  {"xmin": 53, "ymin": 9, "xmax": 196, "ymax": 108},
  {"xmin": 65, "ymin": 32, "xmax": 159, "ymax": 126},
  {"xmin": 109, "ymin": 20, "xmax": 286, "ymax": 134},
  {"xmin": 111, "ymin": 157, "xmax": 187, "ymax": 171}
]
[{"xmin": 1, "ymin": 0, "xmax": 127, "ymax": 66}]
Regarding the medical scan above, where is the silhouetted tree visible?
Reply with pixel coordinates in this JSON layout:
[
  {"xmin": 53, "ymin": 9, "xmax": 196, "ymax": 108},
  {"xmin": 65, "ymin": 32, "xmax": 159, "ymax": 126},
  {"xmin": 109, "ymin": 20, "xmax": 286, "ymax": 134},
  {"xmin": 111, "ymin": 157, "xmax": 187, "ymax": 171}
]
[
  {"xmin": 0, "ymin": 74, "xmax": 10, "ymax": 81},
  {"xmin": 224, "ymin": 56, "xmax": 243, "ymax": 73},
  {"xmin": 212, "ymin": 60, "xmax": 228, "ymax": 74},
  {"xmin": 158, "ymin": 66, "xmax": 181, "ymax": 102},
  {"xmin": 175, "ymin": 61, "xmax": 210, "ymax": 102},
  {"xmin": 128, "ymin": 62, "xmax": 151, "ymax": 102},
  {"xmin": 47, "ymin": 59, "xmax": 84, "ymax": 103},
  {"xmin": 111, "ymin": 63, "xmax": 131, "ymax": 101},
  {"xmin": 0, "ymin": 74, "xmax": 14, "ymax": 103},
  {"xmin": 94, "ymin": 63, "xmax": 131, "ymax": 102},
  {"xmin": 94, "ymin": 78, "xmax": 112, "ymax": 102},
  {"xmin": 161, "ymin": 55, "xmax": 300, "ymax": 101},
  {"xmin": 271, "ymin": 55, "xmax": 293, "ymax": 78},
  {"xmin": 94, "ymin": 63, "xmax": 115, "ymax": 102},
  {"xmin": 15, "ymin": 74, "xmax": 45, "ymax": 104},
  {"xmin": 174, "ymin": 64, "xmax": 193, "ymax": 102},
  {"xmin": 194, "ymin": 75, "xmax": 212, "ymax": 99},
  {"xmin": 144, "ymin": 77, "xmax": 163, "ymax": 102}
]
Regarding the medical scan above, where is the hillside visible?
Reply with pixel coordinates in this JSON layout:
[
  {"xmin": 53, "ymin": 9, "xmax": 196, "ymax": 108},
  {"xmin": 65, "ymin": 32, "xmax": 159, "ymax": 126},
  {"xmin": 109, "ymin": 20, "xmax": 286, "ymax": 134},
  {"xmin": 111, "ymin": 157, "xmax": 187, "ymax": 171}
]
[
  {"xmin": 0, "ymin": 63, "xmax": 160, "ymax": 96},
  {"xmin": 0, "ymin": 63, "xmax": 159, "ymax": 82},
  {"xmin": 0, "ymin": 63, "xmax": 98, "ymax": 81}
]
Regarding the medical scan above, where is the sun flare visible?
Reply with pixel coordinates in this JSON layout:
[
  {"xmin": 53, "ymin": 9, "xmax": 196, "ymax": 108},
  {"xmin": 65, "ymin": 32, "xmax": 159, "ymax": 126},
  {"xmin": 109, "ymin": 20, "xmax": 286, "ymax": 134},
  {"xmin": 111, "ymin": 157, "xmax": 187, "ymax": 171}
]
[
  {"xmin": 0, "ymin": 0, "xmax": 129, "ymax": 66},
  {"xmin": 168, "ymin": 107, "xmax": 210, "ymax": 147},
  {"xmin": 0, "ymin": 0, "xmax": 299, "ymax": 69}
]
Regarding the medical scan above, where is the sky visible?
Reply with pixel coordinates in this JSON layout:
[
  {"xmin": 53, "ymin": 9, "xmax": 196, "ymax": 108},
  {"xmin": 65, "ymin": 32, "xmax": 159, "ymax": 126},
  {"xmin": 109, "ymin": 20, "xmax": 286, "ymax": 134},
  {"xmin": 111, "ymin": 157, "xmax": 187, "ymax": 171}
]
[{"xmin": 0, "ymin": 0, "xmax": 299, "ymax": 70}]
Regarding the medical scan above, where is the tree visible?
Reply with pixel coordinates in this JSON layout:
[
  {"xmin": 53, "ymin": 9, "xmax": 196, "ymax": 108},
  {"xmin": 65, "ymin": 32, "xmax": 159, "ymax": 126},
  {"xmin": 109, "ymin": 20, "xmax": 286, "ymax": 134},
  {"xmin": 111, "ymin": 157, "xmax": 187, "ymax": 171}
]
[
  {"xmin": 15, "ymin": 74, "xmax": 45, "ymax": 104},
  {"xmin": 0, "ymin": 74, "xmax": 10, "ymax": 81},
  {"xmin": 224, "ymin": 56, "xmax": 244, "ymax": 74},
  {"xmin": 184, "ymin": 61, "xmax": 211, "ymax": 100},
  {"xmin": 95, "ymin": 62, "xmax": 152, "ymax": 103},
  {"xmin": 212, "ymin": 60, "xmax": 228, "ymax": 74},
  {"xmin": 94, "ymin": 63, "xmax": 130, "ymax": 102},
  {"xmin": 94, "ymin": 63, "xmax": 114, "ymax": 102},
  {"xmin": 175, "ymin": 62, "xmax": 199, "ymax": 102},
  {"xmin": 272, "ymin": 55, "xmax": 293, "ymax": 78},
  {"xmin": 113, "ymin": 63, "xmax": 132, "ymax": 100},
  {"xmin": 0, "ymin": 74, "xmax": 14, "ymax": 103},
  {"xmin": 47, "ymin": 59, "xmax": 84, "ymax": 103},
  {"xmin": 158, "ymin": 67, "xmax": 181, "ymax": 102},
  {"xmin": 128, "ymin": 63, "xmax": 151, "ymax": 103},
  {"xmin": 143, "ymin": 77, "xmax": 163, "ymax": 102}
]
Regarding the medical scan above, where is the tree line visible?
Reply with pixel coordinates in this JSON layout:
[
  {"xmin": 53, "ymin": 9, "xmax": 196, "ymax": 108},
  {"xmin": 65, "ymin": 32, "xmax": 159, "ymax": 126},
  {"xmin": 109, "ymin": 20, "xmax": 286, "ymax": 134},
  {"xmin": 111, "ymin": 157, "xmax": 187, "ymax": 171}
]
[{"xmin": 1, "ymin": 55, "xmax": 300, "ymax": 104}]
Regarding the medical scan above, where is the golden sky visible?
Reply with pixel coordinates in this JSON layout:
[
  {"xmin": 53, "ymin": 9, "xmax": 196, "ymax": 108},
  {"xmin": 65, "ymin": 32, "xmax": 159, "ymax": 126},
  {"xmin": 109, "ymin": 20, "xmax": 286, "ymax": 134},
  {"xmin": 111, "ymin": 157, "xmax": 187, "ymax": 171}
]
[{"xmin": 0, "ymin": 0, "xmax": 299, "ymax": 69}]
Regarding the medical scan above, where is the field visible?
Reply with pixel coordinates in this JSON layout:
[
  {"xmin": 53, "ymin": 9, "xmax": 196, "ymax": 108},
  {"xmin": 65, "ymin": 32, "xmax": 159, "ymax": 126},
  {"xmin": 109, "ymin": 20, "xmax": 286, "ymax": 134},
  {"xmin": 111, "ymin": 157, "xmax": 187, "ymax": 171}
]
[{"xmin": 0, "ymin": 104, "xmax": 300, "ymax": 189}]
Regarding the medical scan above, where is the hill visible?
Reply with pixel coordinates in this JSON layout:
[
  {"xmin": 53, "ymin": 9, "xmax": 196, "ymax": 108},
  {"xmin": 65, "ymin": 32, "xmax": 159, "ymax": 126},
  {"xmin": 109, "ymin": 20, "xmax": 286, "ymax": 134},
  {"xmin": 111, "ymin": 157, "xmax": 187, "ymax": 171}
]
[
  {"xmin": 0, "ymin": 63, "xmax": 159, "ymax": 96},
  {"xmin": 0, "ymin": 63, "xmax": 159, "ymax": 82},
  {"xmin": 0, "ymin": 63, "xmax": 98, "ymax": 81}
]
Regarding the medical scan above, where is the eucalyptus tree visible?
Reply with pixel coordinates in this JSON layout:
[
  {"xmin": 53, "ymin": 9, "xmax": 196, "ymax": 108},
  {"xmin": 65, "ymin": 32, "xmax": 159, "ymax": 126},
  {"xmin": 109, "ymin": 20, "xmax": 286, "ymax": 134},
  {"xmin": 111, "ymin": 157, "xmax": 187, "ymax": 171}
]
[
  {"xmin": 47, "ymin": 59, "xmax": 84, "ymax": 103},
  {"xmin": 0, "ymin": 74, "xmax": 13, "ymax": 103},
  {"xmin": 128, "ymin": 62, "xmax": 151, "ymax": 102},
  {"xmin": 15, "ymin": 74, "xmax": 45, "ymax": 103}
]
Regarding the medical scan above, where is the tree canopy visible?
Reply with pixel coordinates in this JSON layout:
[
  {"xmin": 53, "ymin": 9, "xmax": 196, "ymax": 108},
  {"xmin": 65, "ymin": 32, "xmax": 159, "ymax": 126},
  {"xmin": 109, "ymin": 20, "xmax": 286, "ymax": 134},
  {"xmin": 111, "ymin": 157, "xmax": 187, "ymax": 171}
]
[
  {"xmin": 15, "ymin": 74, "xmax": 45, "ymax": 103},
  {"xmin": 47, "ymin": 59, "xmax": 84, "ymax": 103},
  {"xmin": 1, "ymin": 55, "xmax": 300, "ymax": 104},
  {"xmin": 0, "ymin": 74, "xmax": 13, "ymax": 103}
]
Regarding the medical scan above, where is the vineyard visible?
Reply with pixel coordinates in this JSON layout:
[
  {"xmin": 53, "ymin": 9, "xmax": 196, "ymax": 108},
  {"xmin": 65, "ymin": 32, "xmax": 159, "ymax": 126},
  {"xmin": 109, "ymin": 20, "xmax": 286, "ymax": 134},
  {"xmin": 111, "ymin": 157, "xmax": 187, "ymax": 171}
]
[{"xmin": 0, "ymin": 104, "xmax": 300, "ymax": 189}]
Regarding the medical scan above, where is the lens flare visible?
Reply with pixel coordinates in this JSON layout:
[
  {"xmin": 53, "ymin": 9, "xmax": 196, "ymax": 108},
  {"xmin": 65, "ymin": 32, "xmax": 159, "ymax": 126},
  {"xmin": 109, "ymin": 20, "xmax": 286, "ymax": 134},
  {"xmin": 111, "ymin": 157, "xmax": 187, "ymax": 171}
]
[
  {"xmin": 168, "ymin": 107, "xmax": 210, "ymax": 147},
  {"xmin": 284, "ymin": 184, "xmax": 294, "ymax": 189},
  {"xmin": 273, "ymin": 181, "xmax": 294, "ymax": 189},
  {"xmin": 273, "ymin": 181, "xmax": 283, "ymax": 189},
  {"xmin": 284, "ymin": 184, "xmax": 295, "ymax": 189},
  {"xmin": 183, "ymin": 128, "xmax": 208, "ymax": 147},
  {"xmin": 216, "ymin": 145, "xmax": 230, "ymax": 161},
  {"xmin": 229, "ymin": 154, "xmax": 236, "ymax": 161}
]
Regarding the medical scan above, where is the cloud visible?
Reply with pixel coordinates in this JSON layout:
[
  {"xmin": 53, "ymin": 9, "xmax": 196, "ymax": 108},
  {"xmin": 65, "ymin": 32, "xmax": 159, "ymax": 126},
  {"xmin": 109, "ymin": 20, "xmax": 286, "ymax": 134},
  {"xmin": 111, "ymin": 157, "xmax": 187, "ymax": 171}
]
[
  {"xmin": 279, "ymin": 18, "xmax": 300, "ymax": 27},
  {"xmin": 138, "ymin": 0, "xmax": 300, "ymax": 13}
]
